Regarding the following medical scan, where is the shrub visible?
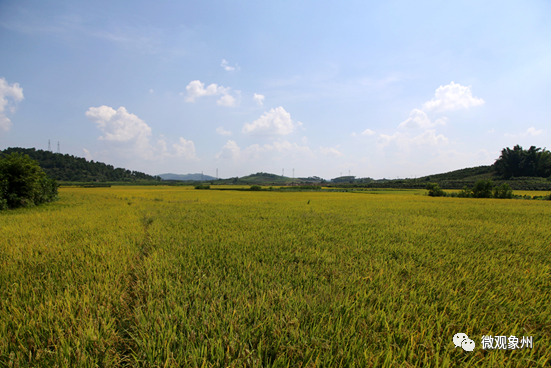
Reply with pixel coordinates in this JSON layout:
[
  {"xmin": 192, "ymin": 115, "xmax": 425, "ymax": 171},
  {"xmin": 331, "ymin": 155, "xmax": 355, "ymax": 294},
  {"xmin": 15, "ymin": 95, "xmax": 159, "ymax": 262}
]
[
  {"xmin": 250, "ymin": 185, "xmax": 262, "ymax": 191},
  {"xmin": 472, "ymin": 179, "xmax": 493, "ymax": 198},
  {"xmin": 194, "ymin": 184, "xmax": 210, "ymax": 189},
  {"xmin": 0, "ymin": 152, "xmax": 58, "ymax": 209},
  {"xmin": 457, "ymin": 186, "xmax": 472, "ymax": 198},
  {"xmin": 492, "ymin": 183, "xmax": 513, "ymax": 199},
  {"xmin": 426, "ymin": 183, "xmax": 445, "ymax": 197}
]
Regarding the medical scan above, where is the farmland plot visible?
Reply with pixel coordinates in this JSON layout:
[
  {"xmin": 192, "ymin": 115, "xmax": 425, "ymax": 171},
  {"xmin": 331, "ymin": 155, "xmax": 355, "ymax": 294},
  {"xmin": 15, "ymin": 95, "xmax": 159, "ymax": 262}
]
[{"xmin": 1, "ymin": 186, "xmax": 550, "ymax": 367}]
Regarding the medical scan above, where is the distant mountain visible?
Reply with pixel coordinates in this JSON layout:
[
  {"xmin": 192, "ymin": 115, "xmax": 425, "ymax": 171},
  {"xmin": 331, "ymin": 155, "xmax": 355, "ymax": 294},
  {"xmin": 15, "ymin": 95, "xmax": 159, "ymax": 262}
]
[{"xmin": 158, "ymin": 173, "xmax": 217, "ymax": 181}]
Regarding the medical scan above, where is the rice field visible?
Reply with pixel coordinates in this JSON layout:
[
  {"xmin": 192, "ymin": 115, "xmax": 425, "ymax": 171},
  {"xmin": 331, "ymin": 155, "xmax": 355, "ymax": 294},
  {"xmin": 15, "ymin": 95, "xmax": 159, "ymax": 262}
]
[{"xmin": 1, "ymin": 186, "xmax": 550, "ymax": 367}]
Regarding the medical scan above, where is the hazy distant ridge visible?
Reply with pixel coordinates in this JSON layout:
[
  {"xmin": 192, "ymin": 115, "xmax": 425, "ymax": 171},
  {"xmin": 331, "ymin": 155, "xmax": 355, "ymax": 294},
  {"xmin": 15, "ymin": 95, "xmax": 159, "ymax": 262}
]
[{"xmin": 158, "ymin": 173, "xmax": 217, "ymax": 181}]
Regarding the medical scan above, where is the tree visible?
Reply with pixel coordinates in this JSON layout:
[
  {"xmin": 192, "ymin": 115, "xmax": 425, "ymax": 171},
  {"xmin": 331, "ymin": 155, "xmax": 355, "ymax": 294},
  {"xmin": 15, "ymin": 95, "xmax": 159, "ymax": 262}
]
[
  {"xmin": 494, "ymin": 145, "xmax": 551, "ymax": 179},
  {"xmin": 0, "ymin": 152, "xmax": 58, "ymax": 209}
]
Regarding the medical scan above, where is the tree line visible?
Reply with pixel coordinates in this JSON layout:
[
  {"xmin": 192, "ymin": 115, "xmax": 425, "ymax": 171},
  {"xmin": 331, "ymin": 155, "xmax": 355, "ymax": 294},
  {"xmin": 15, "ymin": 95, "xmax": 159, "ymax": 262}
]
[{"xmin": 1, "ymin": 147, "xmax": 162, "ymax": 182}]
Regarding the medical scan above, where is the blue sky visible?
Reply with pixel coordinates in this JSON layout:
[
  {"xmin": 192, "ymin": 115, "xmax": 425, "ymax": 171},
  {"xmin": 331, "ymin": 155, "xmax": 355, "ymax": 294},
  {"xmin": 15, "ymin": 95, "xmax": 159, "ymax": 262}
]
[{"xmin": 1, "ymin": 0, "xmax": 550, "ymax": 179}]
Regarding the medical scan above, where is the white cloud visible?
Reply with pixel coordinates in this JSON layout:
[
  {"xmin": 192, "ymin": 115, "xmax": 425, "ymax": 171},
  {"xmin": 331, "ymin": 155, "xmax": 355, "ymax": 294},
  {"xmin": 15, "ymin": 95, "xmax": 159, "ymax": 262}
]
[
  {"xmin": 504, "ymin": 126, "xmax": 543, "ymax": 138},
  {"xmin": 217, "ymin": 93, "xmax": 236, "ymax": 107},
  {"xmin": 149, "ymin": 89, "xmax": 154, "ymax": 93},
  {"xmin": 216, "ymin": 140, "xmax": 241, "ymax": 160},
  {"xmin": 361, "ymin": 128, "xmax": 375, "ymax": 136},
  {"xmin": 242, "ymin": 106, "xmax": 301, "ymax": 136},
  {"xmin": 488, "ymin": 128, "xmax": 495, "ymax": 133},
  {"xmin": 377, "ymin": 132, "xmax": 403, "ymax": 148},
  {"xmin": 0, "ymin": 77, "xmax": 24, "ymax": 132},
  {"xmin": 172, "ymin": 137, "xmax": 197, "ymax": 160},
  {"xmin": 83, "ymin": 148, "xmax": 93, "ymax": 161},
  {"xmin": 302, "ymin": 136, "xmax": 308, "ymax": 144},
  {"xmin": 319, "ymin": 146, "xmax": 344, "ymax": 157},
  {"xmin": 184, "ymin": 80, "xmax": 236, "ymax": 106},
  {"xmin": 86, "ymin": 105, "xmax": 196, "ymax": 161},
  {"xmin": 422, "ymin": 81, "xmax": 485, "ymax": 112},
  {"xmin": 398, "ymin": 109, "xmax": 432, "ymax": 129},
  {"xmin": 86, "ymin": 105, "xmax": 152, "ymax": 146},
  {"xmin": 526, "ymin": 127, "xmax": 543, "ymax": 136},
  {"xmin": 221, "ymin": 59, "xmax": 238, "ymax": 71},
  {"xmin": 434, "ymin": 117, "xmax": 448, "ymax": 126},
  {"xmin": 216, "ymin": 139, "xmax": 314, "ymax": 161},
  {"xmin": 410, "ymin": 129, "xmax": 449, "ymax": 146},
  {"xmin": 377, "ymin": 130, "xmax": 448, "ymax": 150},
  {"xmin": 216, "ymin": 126, "xmax": 232, "ymax": 136},
  {"xmin": 253, "ymin": 93, "xmax": 265, "ymax": 106}
]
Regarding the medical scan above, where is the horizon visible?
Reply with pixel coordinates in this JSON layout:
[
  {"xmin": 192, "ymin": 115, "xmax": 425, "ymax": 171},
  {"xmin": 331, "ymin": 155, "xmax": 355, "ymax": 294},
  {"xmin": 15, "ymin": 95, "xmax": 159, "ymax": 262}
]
[{"xmin": 1, "ymin": 1, "xmax": 550, "ymax": 179}]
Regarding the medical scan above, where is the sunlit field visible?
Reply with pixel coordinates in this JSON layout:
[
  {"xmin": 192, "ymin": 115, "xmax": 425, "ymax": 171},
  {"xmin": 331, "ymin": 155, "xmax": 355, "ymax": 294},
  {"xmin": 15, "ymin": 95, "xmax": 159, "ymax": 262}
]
[{"xmin": 1, "ymin": 186, "xmax": 550, "ymax": 367}]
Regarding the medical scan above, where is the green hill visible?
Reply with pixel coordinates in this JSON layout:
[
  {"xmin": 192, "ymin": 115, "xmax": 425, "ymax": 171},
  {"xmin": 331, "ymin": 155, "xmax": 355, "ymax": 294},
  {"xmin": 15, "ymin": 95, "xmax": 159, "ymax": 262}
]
[
  {"xmin": 418, "ymin": 165, "xmax": 495, "ymax": 181},
  {"xmin": 1, "ymin": 147, "xmax": 161, "ymax": 182}
]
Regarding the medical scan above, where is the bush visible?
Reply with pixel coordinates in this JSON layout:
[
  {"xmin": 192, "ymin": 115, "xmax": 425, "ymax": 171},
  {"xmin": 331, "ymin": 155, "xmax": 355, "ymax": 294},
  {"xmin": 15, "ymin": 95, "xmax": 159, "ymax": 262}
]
[
  {"xmin": 0, "ymin": 152, "xmax": 58, "ymax": 209},
  {"xmin": 472, "ymin": 179, "xmax": 493, "ymax": 198},
  {"xmin": 426, "ymin": 183, "xmax": 445, "ymax": 197},
  {"xmin": 194, "ymin": 184, "xmax": 210, "ymax": 189},
  {"xmin": 457, "ymin": 186, "xmax": 472, "ymax": 198},
  {"xmin": 250, "ymin": 185, "xmax": 262, "ymax": 191},
  {"xmin": 492, "ymin": 183, "xmax": 513, "ymax": 199}
]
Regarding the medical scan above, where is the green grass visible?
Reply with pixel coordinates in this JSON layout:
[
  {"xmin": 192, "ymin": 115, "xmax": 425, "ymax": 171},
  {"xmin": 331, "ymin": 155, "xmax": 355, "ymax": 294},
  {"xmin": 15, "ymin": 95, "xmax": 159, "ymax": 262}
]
[{"xmin": 1, "ymin": 187, "xmax": 550, "ymax": 367}]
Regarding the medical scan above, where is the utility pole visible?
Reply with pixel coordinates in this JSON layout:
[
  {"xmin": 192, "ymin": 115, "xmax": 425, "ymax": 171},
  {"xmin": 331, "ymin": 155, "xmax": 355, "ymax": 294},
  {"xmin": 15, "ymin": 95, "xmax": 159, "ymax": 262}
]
[{"xmin": 216, "ymin": 168, "xmax": 218, "ymax": 180}]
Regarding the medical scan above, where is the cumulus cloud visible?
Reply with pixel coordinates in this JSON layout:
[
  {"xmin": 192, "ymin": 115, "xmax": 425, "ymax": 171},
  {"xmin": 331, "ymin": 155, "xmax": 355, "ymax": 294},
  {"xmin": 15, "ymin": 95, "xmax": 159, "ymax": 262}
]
[
  {"xmin": 526, "ymin": 127, "xmax": 543, "ymax": 136},
  {"xmin": 184, "ymin": 80, "xmax": 236, "ymax": 106},
  {"xmin": 216, "ymin": 139, "xmax": 314, "ymax": 161},
  {"xmin": 0, "ymin": 77, "xmax": 24, "ymax": 132},
  {"xmin": 361, "ymin": 128, "xmax": 375, "ymax": 136},
  {"xmin": 378, "ymin": 130, "xmax": 448, "ymax": 150},
  {"xmin": 398, "ymin": 109, "xmax": 433, "ymax": 129},
  {"xmin": 411, "ymin": 129, "xmax": 449, "ymax": 145},
  {"xmin": 86, "ymin": 106, "xmax": 152, "ymax": 147},
  {"xmin": 216, "ymin": 126, "xmax": 232, "ymax": 136},
  {"xmin": 422, "ymin": 81, "xmax": 485, "ymax": 112},
  {"xmin": 221, "ymin": 59, "xmax": 238, "ymax": 71},
  {"xmin": 319, "ymin": 146, "xmax": 344, "ymax": 157},
  {"xmin": 242, "ymin": 106, "xmax": 301, "ymax": 136},
  {"xmin": 253, "ymin": 93, "xmax": 265, "ymax": 106},
  {"xmin": 217, "ymin": 93, "xmax": 236, "ymax": 107},
  {"xmin": 86, "ymin": 105, "xmax": 196, "ymax": 160},
  {"xmin": 505, "ymin": 126, "xmax": 544, "ymax": 138},
  {"xmin": 83, "ymin": 148, "xmax": 93, "ymax": 161},
  {"xmin": 172, "ymin": 137, "xmax": 196, "ymax": 159},
  {"xmin": 216, "ymin": 140, "xmax": 241, "ymax": 160}
]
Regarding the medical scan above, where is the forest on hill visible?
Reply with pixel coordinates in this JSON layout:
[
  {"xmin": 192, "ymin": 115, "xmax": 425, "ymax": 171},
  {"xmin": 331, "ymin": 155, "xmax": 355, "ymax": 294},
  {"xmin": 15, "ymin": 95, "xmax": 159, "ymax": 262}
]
[{"xmin": 0, "ymin": 148, "xmax": 161, "ymax": 182}]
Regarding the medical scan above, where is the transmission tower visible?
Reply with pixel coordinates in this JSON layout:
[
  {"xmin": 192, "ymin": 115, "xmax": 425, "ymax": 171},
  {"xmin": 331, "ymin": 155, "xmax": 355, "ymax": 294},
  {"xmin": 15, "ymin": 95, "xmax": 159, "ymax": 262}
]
[
  {"xmin": 48, "ymin": 140, "xmax": 51, "ymax": 152},
  {"xmin": 282, "ymin": 168, "xmax": 284, "ymax": 177},
  {"xmin": 57, "ymin": 141, "xmax": 60, "ymax": 154}
]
